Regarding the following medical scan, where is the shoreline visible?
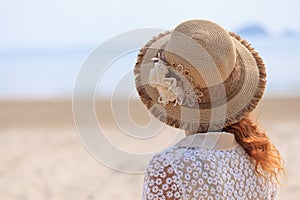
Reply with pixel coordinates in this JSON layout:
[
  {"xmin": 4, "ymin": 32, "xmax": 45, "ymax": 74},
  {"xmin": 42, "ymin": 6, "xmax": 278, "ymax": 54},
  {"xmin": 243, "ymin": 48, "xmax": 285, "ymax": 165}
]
[{"xmin": 1, "ymin": 97, "xmax": 300, "ymax": 127}]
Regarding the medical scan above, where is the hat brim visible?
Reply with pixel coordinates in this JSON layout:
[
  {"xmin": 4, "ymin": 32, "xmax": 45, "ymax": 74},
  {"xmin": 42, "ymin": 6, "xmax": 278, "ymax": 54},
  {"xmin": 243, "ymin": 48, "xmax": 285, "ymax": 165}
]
[{"xmin": 134, "ymin": 31, "xmax": 266, "ymax": 131}]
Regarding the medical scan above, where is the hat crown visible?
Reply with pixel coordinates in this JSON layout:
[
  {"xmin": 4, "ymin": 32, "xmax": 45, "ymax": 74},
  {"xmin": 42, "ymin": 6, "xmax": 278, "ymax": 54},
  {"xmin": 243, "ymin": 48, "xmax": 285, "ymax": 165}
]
[{"xmin": 163, "ymin": 20, "xmax": 237, "ymax": 87}]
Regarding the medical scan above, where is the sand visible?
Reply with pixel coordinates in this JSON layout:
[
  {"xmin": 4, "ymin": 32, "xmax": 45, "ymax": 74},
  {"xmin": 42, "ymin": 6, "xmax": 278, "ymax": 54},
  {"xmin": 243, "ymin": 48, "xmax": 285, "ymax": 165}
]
[{"xmin": 0, "ymin": 98, "xmax": 299, "ymax": 199}]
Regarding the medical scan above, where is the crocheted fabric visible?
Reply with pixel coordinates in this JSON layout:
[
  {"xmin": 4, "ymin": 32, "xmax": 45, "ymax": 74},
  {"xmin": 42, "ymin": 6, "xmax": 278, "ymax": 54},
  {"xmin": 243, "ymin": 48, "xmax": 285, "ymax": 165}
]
[{"xmin": 142, "ymin": 133, "xmax": 277, "ymax": 200}]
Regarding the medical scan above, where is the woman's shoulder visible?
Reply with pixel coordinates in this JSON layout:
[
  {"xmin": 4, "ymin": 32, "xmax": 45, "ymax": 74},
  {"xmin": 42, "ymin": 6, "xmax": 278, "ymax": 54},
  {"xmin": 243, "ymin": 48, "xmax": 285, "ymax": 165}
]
[
  {"xmin": 147, "ymin": 146, "xmax": 179, "ymax": 165},
  {"xmin": 147, "ymin": 145, "xmax": 225, "ymax": 169},
  {"xmin": 145, "ymin": 144, "xmax": 255, "ymax": 178},
  {"xmin": 150, "ymin": 143, "xmax": 247, "ymax": 160}
]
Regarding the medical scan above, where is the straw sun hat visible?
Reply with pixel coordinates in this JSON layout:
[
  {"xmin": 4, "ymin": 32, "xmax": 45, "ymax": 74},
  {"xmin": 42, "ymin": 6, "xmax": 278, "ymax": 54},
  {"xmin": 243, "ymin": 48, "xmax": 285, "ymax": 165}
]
[{"xmin": 134, "ymin": 19, "xmax": 266, "ymax": 132}]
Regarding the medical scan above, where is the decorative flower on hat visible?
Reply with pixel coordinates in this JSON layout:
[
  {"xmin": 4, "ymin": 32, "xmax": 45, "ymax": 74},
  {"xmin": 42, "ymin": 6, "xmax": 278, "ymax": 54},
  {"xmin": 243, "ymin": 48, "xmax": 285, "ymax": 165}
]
[
  {"xmin": 149, "ymin": 55, "xmax": 184, "ymax": 106},
  {"xmin": 148, "ymin": 53, "xmax": 202, "ymax": 107}
]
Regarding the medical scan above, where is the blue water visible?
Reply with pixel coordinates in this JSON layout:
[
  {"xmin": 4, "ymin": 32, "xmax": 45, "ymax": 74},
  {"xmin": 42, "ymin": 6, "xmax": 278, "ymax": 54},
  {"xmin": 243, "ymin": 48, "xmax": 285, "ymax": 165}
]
[{"xmin": 1, "ymin": 37, "xmax": 300, "ymax": 100}]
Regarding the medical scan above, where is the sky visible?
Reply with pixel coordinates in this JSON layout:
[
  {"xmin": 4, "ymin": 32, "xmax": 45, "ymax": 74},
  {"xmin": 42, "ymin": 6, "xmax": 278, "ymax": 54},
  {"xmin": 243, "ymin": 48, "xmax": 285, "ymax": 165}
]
[{"xmin": 1, "ymin": 0, "xmax": 299, "ymax": 48}]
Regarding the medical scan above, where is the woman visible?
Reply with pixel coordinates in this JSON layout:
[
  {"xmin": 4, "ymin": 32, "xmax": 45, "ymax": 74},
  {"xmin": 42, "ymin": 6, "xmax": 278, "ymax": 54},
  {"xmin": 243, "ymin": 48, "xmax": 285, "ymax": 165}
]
[{"xmin": 134, "ymin": 20, "xmax": 284, "ymax": 199}]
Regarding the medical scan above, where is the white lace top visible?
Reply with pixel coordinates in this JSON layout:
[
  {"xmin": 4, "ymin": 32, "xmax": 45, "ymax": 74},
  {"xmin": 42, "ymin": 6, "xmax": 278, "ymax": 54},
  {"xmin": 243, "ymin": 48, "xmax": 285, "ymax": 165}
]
[{"xmin": 142, "ymin": 132, "xmax": 277, "ymax": 200}]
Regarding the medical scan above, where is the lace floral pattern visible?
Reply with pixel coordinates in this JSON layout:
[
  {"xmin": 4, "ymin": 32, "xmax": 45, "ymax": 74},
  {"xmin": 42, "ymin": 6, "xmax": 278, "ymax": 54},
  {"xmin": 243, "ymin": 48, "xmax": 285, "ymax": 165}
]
[{"xmin": 143, "ymin": 145, "xmax": 277, "ymax": 200}]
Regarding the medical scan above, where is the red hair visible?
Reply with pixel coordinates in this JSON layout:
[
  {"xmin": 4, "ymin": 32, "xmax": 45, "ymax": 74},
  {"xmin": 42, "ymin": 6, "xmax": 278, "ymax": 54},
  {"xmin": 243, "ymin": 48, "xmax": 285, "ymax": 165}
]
[{"xmin": 224, "ymin": 115, "xmax": 285, "ymax": 183}]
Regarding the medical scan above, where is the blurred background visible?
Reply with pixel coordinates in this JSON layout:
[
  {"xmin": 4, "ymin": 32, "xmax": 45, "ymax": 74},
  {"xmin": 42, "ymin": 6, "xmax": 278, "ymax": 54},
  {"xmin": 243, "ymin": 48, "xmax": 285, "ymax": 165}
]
[{"xmin": 1, "ymin": 0, "xmax": 300, "ymax": 199}]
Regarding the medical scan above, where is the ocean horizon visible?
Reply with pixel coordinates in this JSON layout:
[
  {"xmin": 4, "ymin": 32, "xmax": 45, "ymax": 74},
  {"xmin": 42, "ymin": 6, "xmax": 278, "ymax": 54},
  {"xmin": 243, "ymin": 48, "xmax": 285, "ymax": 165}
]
[{"xmin": 1, "ymin": 36, "xmax": 300, "ymax": 100}]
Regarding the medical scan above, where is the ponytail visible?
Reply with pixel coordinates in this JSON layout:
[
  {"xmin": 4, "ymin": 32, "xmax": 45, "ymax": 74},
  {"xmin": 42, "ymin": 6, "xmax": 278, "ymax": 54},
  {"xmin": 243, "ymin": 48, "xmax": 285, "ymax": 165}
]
[{"xmin": 223, "ymin": 116, "xmax": 285, "ymax": 183}]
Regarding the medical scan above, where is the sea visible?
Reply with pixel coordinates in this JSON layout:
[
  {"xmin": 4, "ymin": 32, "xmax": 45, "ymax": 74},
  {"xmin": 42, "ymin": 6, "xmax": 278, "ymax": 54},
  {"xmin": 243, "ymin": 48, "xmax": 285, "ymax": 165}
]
[{"xmin": 1, "ymin": 36, "xmax": 300, "ymax": 100}]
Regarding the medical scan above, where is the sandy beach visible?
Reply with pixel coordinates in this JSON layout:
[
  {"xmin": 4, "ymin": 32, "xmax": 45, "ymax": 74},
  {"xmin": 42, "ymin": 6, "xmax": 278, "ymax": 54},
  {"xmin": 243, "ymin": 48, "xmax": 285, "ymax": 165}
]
[{"xmin": 0, "ymin": 97, "xmax": 299, "ymax": 200}]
